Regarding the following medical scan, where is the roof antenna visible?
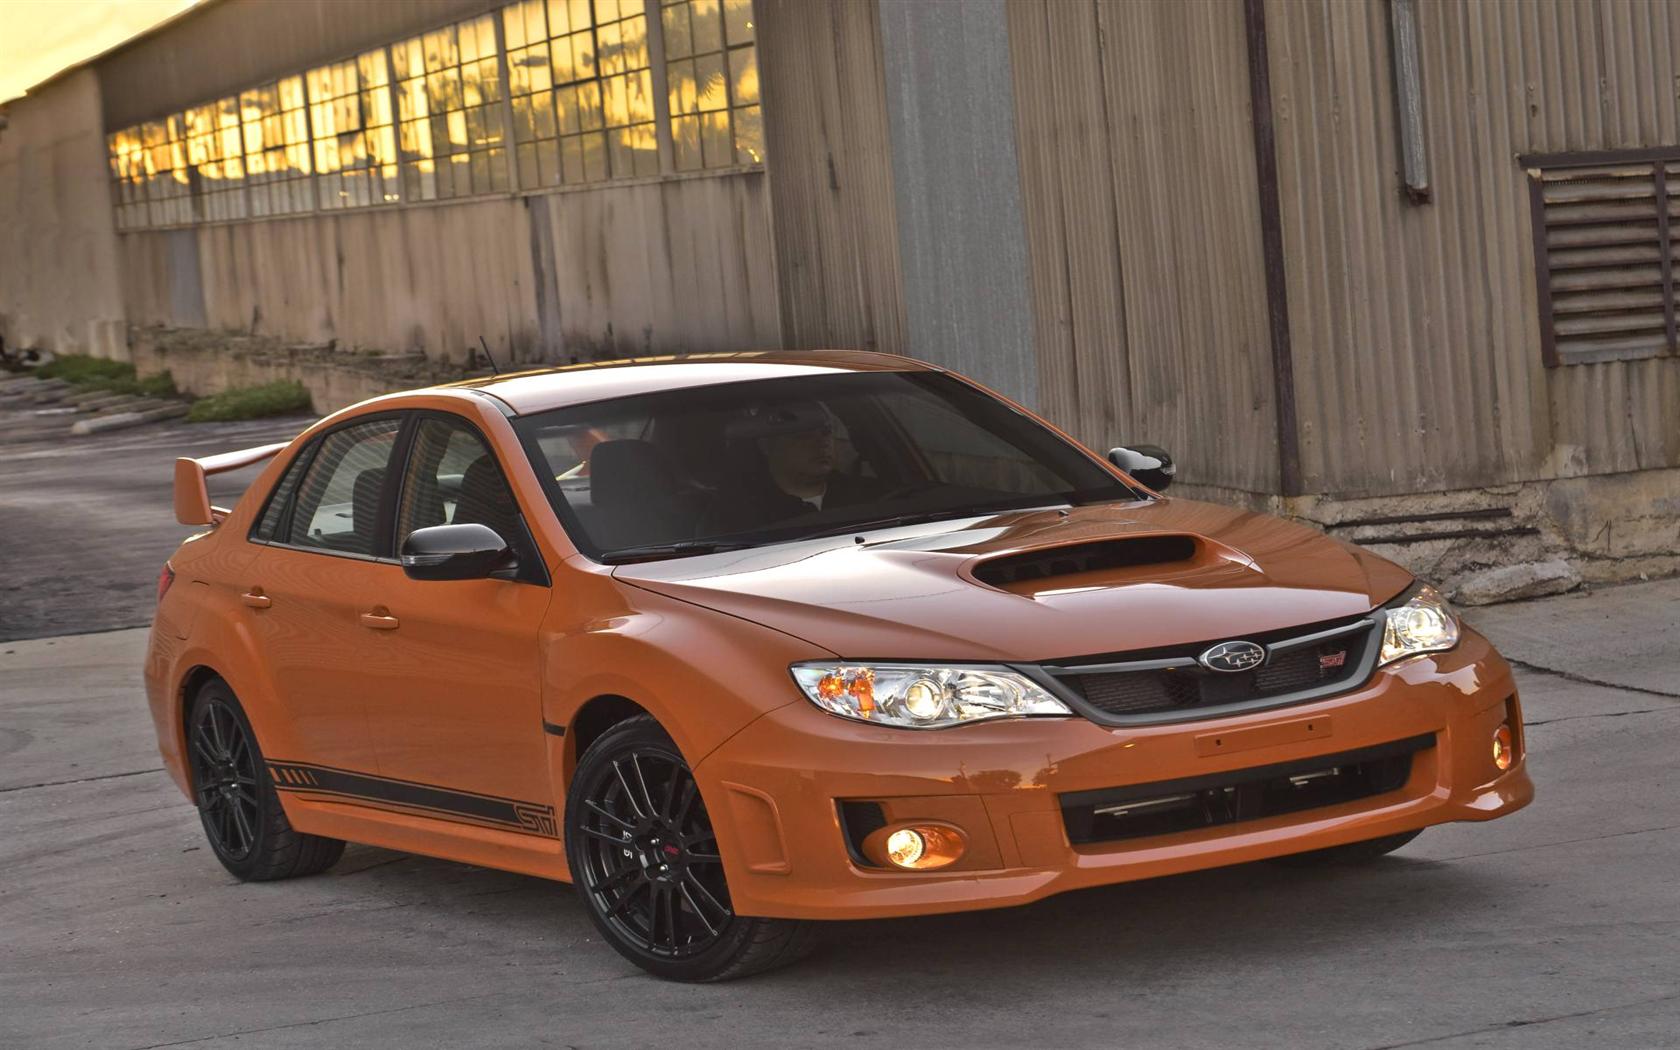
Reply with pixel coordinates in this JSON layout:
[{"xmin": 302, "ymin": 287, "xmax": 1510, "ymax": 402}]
[{"xmin": 477, "ymin": 335, "xmax": 501, "ymax": 376}]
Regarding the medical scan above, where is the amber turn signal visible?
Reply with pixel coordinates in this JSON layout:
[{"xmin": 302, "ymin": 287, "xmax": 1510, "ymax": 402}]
[
  {"xmin": 1492, "ymin": 723, "xmax": 1515, "ymax": 771},
  {"xmin": 861, "ymin": 822, "xmax": 967, "ymax": 870}
]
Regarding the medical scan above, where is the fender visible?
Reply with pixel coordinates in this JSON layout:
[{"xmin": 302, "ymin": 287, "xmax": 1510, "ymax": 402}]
[{"xmin": 541, "ymin": 572, "xmax": 835, "ymax": 782}]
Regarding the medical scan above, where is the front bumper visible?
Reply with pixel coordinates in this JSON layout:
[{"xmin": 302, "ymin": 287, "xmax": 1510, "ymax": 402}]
[{"xmin": 694, "ymin": 626, "xmax": 1532, "ymax": 920}]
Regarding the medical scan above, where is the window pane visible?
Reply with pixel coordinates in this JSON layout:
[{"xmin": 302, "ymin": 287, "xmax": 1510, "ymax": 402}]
[
  {"xmin": 537, "ymin": 139, "xmax": 561, "ymax": 185},
  {"xmin": 695, "ymin": 53, "xmax": 726, "ymax": 112},
  {"xmin": 662, "ymin": 3, "xmax": 692, "ymax": 59},
  {"xmin": 581, "ymin": 130, "xmax": 606, "ymax": 181},
  {"xmin": 724, "ymin": 0, "xmax": 753, "ymax": 45},
  {"xmin": 729, "ymin": 45, "xmax": 758, "ymax": 105},
  {"xmin": 701, "ymin": 110, "xmax": 730, "ymax": 167},
  {"xmin": 734, "ymin": 104, "xmax": 762, "ymax": 165},
  {"xmin": 668, "ymin": 58, "xmax": 696, "ymax": 116},
  {"xmin": 253, "ymin": 450, "xmax": 311, "ymax": 542},
  {"xmin": 691, "ymin": 0, "xmax": 722, "ymax": 54},
  {"xmin": 285, "ymin": 419, "xmax": 403, "ymax": 555},
  {"xmin": 396, "ymin": 418, "xmax": 524, "ymax": 546},
  {"xmin": 672, "ymin": 114, "xmax": 701, "ymax": 171},
  {"xmin": 577, "ymin": 81, "xmax": 603, "ymax": 130}
]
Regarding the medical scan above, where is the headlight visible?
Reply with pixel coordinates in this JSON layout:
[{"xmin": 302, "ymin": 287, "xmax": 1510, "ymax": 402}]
[
  {"xmin": 790, "ymin": 663, "xmax": 1072, "ymax": 729},
  {"xmin": 1380, "ymin": 583, "xmax": 1461, "ymax": 666}
]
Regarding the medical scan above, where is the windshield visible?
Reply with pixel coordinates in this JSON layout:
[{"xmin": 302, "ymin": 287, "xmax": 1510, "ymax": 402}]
[{"xmin": 515, "ymin": 370, "xmax": 1143, "ymax": 560}]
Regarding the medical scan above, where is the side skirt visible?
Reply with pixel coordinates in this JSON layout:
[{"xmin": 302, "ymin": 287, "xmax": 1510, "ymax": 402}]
[{"xmin": 266, "ymin": 760, "xmax": 571, "ymax": 882}]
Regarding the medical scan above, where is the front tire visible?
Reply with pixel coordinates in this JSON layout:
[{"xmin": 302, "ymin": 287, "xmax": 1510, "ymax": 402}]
[
  {"xmin": 186, "ymin": 679, "xmax": 344, "ymax": 881},
  {"xmin": 564, "ymin": 716, "xmax": 813, "ymax": 981}
]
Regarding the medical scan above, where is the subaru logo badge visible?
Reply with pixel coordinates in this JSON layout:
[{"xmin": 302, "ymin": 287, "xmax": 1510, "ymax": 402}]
[{"xmin": 1199, "ymin": 640, "xmax": 1265, "ymax": 673}]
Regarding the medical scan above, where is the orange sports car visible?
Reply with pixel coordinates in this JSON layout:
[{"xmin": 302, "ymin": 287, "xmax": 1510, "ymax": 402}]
[{"xmin": 144, "ymin": 351, "xmax": 1532, "ymax": 981}]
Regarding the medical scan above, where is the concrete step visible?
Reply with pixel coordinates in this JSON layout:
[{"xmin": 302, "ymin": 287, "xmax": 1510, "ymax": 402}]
[{"xmin": 82, "ymin": 394, "xmax": 147, "ymax": 413}]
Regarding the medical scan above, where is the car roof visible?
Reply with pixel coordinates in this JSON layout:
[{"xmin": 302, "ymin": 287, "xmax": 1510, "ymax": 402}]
[{"xmin": 435, "ymin": 350, "xmax": 938, "ymax": 416}]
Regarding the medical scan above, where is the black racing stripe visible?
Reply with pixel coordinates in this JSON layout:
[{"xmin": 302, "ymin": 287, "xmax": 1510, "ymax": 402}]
[{"xmin": 266, "ymin": 761, "xmax": 558, "ymax": 838}]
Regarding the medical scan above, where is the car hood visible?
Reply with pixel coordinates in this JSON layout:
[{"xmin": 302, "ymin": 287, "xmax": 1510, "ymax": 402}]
[{"xmin": 611, "ymin": 498, "xmax": 1414, "ymax": 663}]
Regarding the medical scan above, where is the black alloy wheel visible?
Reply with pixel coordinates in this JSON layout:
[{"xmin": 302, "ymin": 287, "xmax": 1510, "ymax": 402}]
[
  {"xmin": 565, "ymin": 716, "xmax": 812, "ymax": 981},
  {"xmin": 188, "ymin": 691, "xmax": 261, "ymax": 862},
  {"xmin": 185, "ymin": 679, "xmax": 344, "ymax": 881}
]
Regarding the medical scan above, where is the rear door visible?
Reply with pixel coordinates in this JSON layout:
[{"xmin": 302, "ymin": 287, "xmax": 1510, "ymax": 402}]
[
  {"xmin": 358, "ymin": 411, "xmax": 555, "ymax": 831},
  {"xmin": 243, "ymin": 415, "xmax": 406, "ymax": 774}
]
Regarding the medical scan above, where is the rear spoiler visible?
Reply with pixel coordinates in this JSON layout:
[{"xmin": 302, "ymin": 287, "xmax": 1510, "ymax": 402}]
[{"xmin": 173, "ymin": 442, "xmax": 288, "ymax": 526}]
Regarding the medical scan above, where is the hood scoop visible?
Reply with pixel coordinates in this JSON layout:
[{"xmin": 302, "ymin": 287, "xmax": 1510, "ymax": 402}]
[{"xmin": 972, "ymin": 534, "xmax": 1204, "ymax": 589}]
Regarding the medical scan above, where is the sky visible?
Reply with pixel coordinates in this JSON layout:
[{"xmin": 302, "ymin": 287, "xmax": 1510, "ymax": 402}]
[{"xmin": 0, "ymin": 0, "xmax": 200, "ymax": 104}]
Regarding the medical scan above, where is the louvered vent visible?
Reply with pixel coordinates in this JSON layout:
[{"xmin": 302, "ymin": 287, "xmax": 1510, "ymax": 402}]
[{"xmin": 1525, "ymin": 151, "xmax": 1680, "ymax": 365}]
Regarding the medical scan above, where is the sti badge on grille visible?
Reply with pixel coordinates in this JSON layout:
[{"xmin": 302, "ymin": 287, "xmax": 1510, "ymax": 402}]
[{"xmin": 1199, "ymin": 640, "xmax": 1265, "ymax": 673}]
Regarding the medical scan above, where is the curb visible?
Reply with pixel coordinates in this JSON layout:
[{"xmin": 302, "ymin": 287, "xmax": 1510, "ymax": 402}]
[{"xmin": 70, "ymin": 403, "xmax": 189, "ymax": 436}]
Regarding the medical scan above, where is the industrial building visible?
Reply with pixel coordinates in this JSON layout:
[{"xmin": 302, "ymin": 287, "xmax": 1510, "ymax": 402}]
[{"xmin": 1, "ymin": 0, "xmax": 1676, "ymax": 595}]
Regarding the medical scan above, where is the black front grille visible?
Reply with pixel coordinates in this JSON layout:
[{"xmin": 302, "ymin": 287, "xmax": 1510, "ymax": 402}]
[
  {"xmin": 1061, "ymin": 734, "xmax": 1432, "ymax": 846},
  {"xmin": 1045, "ymin": 616, "xmax": 1379, "ymax": 723}
]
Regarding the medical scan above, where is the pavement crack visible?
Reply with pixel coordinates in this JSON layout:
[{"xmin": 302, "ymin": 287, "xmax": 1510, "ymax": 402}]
[
  {"xmin": 1526, "ymin": 707, "xmax": 1675, "ymax": 726},
  {"xmin": 1506, "ymin": 656, "xmax": 1680, "ymax": 701},
  {"xmin": 1434, "ymin": 821, "xmax": 1680, "ymax": 862},
  {"xmin": 1359, "ymin": 990, "xmax": 1680, "ymax": 1049},
  {"xmin": 0, "ymin": 767, "xmax": 164, "ymax": 793}
]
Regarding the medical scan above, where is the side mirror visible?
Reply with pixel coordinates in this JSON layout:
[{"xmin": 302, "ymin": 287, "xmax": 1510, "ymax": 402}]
[
  {"xmin": 400, "ymin": 523, "xmax": 517, "ymax": 581},
  {"xmin": 1107, "ymin": 444, "xmax": 1176, "ymax": 492}
]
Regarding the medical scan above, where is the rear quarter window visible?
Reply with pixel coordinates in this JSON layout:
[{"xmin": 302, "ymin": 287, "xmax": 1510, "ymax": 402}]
[{"xmin": 250, "ymin": 447, "xmax": 312, "ymax": 542}]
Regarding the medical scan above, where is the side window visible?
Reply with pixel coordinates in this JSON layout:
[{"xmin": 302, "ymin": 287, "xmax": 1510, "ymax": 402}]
[
  {"xmin": 396, "ymin": 416, "xmax": 526, "ymax": 551},
  {"xmin": 283, "ymin": 418, "xmax": 404, "ymax": 556},
  {"xmin": 251, "ymin": 448, "xmax": 312, "ymax": 542}
]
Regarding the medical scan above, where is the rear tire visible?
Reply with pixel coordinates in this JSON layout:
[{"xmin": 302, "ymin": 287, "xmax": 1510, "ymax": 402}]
[
  {"xmin": 186, "ymin": 679, "xmax": 344, "ymax": 881},
  {"xmin": 565, "ymin": 715, "xmax": 814, "ymax": 981},
  {"xmin": 1269, "ymin": 829, "xmax": 1422, "ymax": 867}
]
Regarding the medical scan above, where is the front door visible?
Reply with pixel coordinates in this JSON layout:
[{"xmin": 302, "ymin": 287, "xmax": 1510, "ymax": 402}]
[{"xmin": 359, "ymin": 412, "xmax": 555, "ymax": 838}]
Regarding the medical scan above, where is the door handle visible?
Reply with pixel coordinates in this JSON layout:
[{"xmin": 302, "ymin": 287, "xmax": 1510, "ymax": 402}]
[
  {"xmin": 241, "ymin": 590, "xmax": 272, "ymax": 609},
  {"xmin": 360, "ymin": 610, "xmax": 400, "ymax": 630}
]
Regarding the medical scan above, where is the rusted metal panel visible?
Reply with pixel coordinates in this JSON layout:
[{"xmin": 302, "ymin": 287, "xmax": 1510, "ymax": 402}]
[
  {"xmin": 1008, "ymin": 0, "xmax": 1278, "ymax": 493},
  {"xmin": 756, "ymin": 0, "xmax": 906, "ymax": 355},
  {"xmin": 119, "ymin": 170, "xmax": 779, "ymax": 366},
  {"xmin": 539, "ymin": 170, "xmax": 782, "ymax": 359},
  {"xmin": 188, "ymin": 198, "xmax": 540, "ymax": 363},
  {"xmin": 878, "ymin": 0, "xmax": 1038, "ymax": 406},
  {"xmin": 1265, "ymin": 0, "xmax": 1680, "ymax": 498},
  {"xmin": 95, "ymin": 0, "xmax": 501, "ymax": 130}
]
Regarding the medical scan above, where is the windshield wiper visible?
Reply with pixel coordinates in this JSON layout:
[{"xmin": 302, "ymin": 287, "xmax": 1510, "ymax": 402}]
[{"xmin": 598, "ymin": 540, "xmax": 756, "ymax": 564}]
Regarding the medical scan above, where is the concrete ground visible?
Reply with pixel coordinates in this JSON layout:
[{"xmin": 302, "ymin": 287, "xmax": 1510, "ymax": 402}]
[
  {"xmin": 0, "ymin": 411, "xmax": 310, "ymax": 641},
  {"xmin": 1, "ymin": 580, "xmax": 1677, "ymax": 1049}
]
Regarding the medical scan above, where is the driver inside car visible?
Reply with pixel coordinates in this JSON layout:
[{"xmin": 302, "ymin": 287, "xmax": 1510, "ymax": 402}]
[{"xmin": 702, "ymin": 400, "xmax": 884, "ymax": 535}]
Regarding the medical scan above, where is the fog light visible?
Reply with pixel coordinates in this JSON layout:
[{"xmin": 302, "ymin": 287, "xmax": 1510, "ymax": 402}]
[
  {"xmin": 886, "ymin": 828, "xmax": 925, "ymax": 867},
  {"xmin": 861, "ymin": 822, "xmax": 967, "ymax": 870},
  {"xmin": 1492, "ymin": 724, "xmax": 1515, "ymax": 771}
]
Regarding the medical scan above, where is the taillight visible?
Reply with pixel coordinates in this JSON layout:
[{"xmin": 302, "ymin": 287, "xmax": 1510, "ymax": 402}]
[{"xmin": 157, "ymin": 563, "xmax": 176, "ymax": 604}]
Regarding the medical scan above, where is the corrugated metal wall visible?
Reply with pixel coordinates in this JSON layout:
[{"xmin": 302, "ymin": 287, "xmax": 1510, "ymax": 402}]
[
  {"xmin": 97, "ymin": 0, "xmax": 499, "ymax": 130},
  {"xmin": 756, "ymin": 0, "xmax": 906, "ymax": 354},
  {"xmin": 1008, "ymin": 0, "xmax": 1279, "ymax": 494},
  {"xmin": 118, "ymin": 172, "xmax": 781, "ymax": 365},
  {"xmin": 1266, "ymin": 0, "xmax": 1680, "ymax": 497}
]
